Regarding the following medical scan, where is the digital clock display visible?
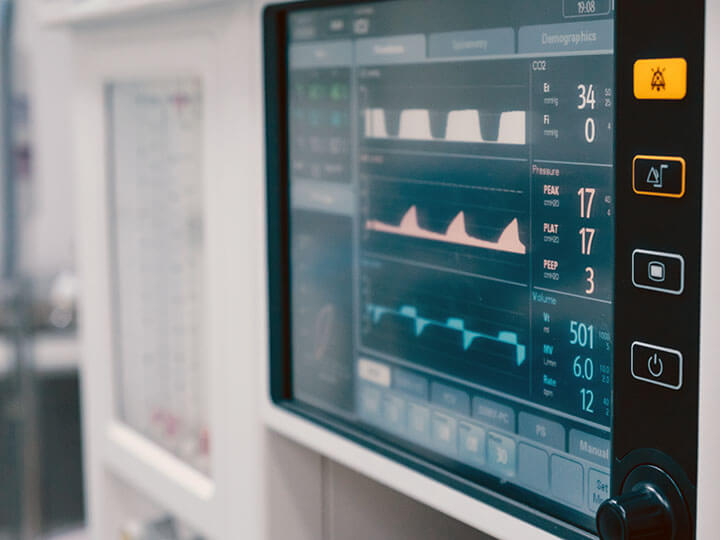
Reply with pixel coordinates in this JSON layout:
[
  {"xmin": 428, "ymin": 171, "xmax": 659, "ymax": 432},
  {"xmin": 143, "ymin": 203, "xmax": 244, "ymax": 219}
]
[{"xmin": 284, "ymin": 0, "xmax": 614, "ymax": 529}]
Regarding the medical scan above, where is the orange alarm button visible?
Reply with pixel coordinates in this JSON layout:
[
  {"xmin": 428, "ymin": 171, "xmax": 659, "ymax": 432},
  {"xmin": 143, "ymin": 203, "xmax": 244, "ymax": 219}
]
[{"xmin": 634, "ymin": 58, "xmax": 687, "ymax": 100}]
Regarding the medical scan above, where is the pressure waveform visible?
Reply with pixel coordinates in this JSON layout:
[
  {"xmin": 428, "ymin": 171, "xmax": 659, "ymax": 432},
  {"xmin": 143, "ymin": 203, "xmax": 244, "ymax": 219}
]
[
  {"xmin": 367, "ymin": 304, "xmax": 526, "ymax": 367},
  {"xmin": 363, "ymin": 108, "xmax": 526, "ymax": 144},
  {"xmin": 365, "ymin": 206, "xmax": 526, "ymax": 255}
]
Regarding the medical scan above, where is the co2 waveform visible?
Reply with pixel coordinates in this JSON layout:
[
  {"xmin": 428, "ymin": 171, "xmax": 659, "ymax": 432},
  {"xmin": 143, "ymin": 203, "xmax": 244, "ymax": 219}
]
[
  {"xmin": 363, "ymin": 108, "xmax": 526, "ymax": 144},
  {"xmin": 367, "ymin": 303, "xmax": 526, "ymax": 367},
  {"xmin": 365, "ymin": 205, "xmax": 527, "ymax": 255}
]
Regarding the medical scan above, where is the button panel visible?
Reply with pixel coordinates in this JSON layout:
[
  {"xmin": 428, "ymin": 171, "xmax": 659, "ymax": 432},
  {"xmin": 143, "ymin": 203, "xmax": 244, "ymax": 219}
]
[
  {"xmin": 632, "ymin": 249, "xmax": 685, "ymax": 295},
  {"xmin": 632, "ymin": 155, "xmax": 686, "ymax": 198},
  {"xmin": 614, "ymin": 0, "xmax": 702, "ymax": 529},
  {"xmin": 631, "ymin": 342, "xmax": 683, "ymax": 390}
]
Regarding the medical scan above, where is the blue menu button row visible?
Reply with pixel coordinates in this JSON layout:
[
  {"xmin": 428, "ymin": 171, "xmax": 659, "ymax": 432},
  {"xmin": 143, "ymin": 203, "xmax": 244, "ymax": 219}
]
[{"xmin": 357, "ymin": 383, "xmax": 608, "ymax": 513}]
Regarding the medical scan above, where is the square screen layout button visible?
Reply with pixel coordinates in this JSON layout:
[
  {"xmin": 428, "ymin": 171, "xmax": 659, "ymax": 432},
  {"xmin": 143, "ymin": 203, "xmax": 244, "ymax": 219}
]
[{"xmin": 632, "ymin": 250, "xmax": 684, "ymax": 295}]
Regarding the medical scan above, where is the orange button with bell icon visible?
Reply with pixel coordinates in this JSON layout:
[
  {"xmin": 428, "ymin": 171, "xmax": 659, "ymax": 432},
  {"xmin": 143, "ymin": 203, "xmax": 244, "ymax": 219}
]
[{"xmin": 634, "ymin": 58, "xmax": 687, "ymax": 100}]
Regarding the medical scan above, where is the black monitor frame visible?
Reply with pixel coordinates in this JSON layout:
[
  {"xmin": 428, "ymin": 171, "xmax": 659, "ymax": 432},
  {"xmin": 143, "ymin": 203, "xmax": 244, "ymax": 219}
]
[{"xmin": 264, "ymin": 1, "xmax": 705, "ymax": 537}]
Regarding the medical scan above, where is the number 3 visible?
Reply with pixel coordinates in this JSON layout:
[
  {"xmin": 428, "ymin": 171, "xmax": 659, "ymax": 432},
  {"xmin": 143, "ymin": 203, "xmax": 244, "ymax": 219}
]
[{"xmin": 585, "ymin": 267, "xmax": 595, "ymax": 294}]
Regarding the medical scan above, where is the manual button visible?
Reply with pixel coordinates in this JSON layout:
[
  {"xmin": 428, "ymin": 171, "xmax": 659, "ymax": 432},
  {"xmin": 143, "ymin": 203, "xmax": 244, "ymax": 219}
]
[{"xmin": 631, "ymin": 342, "xmax": 683, "ymax": 390}]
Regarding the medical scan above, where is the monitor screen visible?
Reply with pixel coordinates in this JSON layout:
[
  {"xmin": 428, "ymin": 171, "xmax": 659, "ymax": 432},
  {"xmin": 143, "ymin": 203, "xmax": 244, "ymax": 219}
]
[{"xmin": 284, "ymin": 0, "xmax": 614, "ymax": 531}]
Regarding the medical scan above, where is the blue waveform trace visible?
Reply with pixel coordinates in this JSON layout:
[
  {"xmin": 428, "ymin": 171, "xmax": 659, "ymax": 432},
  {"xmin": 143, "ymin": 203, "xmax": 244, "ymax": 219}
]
[{"xmin": 367, "ymin": 304, "xmax": 526, "ymax": 367}]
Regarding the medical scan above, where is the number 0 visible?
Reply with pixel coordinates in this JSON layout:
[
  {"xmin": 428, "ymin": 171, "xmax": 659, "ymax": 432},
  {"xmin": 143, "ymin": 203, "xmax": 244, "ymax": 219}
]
[{"xmin": 585, "ymin": 118, "xmax": 596, "ymax": 143}]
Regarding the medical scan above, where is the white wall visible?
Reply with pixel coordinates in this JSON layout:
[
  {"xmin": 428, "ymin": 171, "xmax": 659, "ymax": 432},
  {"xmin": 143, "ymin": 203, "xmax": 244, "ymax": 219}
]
[{"xmin": 16, "ymin": 1, "xmax": 75, "ymax": 280}]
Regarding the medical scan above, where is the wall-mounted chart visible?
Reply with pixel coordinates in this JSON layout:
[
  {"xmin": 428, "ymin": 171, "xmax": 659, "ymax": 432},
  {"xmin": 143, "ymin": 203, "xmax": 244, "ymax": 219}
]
[{"xmin": 106, "ymin": 79, "xmax": 210, "ymax": 475}]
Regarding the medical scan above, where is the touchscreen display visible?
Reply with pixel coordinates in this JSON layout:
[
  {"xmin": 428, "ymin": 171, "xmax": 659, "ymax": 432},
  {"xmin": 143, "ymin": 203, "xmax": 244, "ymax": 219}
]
[{"xmin": 285, "ymin": 0, "xmax": 614, "ymax": 529}]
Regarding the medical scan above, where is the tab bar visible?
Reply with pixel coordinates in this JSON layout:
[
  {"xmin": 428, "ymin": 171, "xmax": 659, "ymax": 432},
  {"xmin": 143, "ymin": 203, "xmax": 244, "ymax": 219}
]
[
  {"xmin": 429, "ymin": 28, "xmax": 515, "ymax": 58},
  {"xmin": 289, "ymin": 40, "xmax": 353, "ymax": 69},
  {"xmin": 518, "ymin": 20, "xmax": 613, "ymax": 54},
  {"xmin": 356, "ymin": 34, "xmax": 426, "ymax": 65}
]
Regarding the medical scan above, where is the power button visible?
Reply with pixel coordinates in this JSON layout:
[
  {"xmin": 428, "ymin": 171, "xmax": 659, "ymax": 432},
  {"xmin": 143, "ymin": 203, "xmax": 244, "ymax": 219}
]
[{"xmin": 631, "ymin": 342, "xmax": 683, "ymax": 390}]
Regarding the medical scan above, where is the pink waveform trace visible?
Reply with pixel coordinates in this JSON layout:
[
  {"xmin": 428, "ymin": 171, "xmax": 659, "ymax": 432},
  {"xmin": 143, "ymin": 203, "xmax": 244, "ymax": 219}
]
[{"xmin": 365, "ymin": 206, "xmax": 526, "ymax": 255}]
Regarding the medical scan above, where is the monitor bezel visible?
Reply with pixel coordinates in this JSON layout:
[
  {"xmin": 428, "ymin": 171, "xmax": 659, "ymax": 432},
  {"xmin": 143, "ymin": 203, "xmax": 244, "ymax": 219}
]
[{"xmin": 263, "ymin": 1, "xmax": 705, "ymax": 537}]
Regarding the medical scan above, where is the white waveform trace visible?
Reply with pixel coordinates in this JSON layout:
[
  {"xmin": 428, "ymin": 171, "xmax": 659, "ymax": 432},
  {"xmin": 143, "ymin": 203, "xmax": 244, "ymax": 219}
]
[
  {"xmin": 364, "ymin": 108, "xmax": 526, "ymax": 144},
  {"xmin": 366, "ymin": 205, "xmax": 526, "ymax": 254},
  {"xmin": 366, "ymin": 109, "xmax": 387, "ymax": 140},
  {"xmin": 398, "ymin": 109, "xmax": 433, "ymax": 139},
  {"xmin": 497, "ymin": 111, "xmax": 525, "ymax": 144},
  {"xmin": 445, "ymin": 109, "xmax": 482, "ymax": 141}
]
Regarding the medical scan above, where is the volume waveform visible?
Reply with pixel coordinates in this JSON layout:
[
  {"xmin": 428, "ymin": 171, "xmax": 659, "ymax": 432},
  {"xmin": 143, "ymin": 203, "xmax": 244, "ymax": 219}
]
[
  {"xmin": 363, "ymin": 108, "xmax": 526, "ymax": 144},
  {"xmin": 367, "ymin": 304, "xmax": 526, "ymax": 367},
  {"xmin": 365, "ymin": 206, "xmax": 526, "ymax": 255}
]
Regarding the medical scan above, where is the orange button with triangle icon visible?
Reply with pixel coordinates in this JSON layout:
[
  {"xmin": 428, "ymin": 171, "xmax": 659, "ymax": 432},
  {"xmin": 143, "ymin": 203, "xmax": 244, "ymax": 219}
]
[{"xmin": 633, "ymin": 155, "xmax": 686, "ymax": 198}]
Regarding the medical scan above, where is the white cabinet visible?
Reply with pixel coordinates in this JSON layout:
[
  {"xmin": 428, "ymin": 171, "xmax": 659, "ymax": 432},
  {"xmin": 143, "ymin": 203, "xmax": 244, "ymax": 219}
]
[
  {"xmin": 69, "ymin": 5, "xmax": 280, "ymax": 538},
  {"xmin": 62, "ymin": 2, "xmax": 515, "ymax": 539}
]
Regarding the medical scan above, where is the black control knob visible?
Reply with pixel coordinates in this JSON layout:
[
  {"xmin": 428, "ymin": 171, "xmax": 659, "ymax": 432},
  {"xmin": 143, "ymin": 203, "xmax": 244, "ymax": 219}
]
[
  {"xmin": 596, "ymin": 465, "xmax": 691, "ymax": 540},
  {"xmin": 597, "ymin": 484, "xmax": 671, "ymax": 539}
]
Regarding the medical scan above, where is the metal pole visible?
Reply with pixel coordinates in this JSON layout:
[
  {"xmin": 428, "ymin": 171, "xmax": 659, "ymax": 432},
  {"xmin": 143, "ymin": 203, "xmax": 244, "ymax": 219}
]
[
  {"xmin": 0, "ymin": 0, "xmax": 13, "ymax": 281},
  {"xmin": 0, "ymin": 2, "xmax": 42, "ymax": 538}
]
